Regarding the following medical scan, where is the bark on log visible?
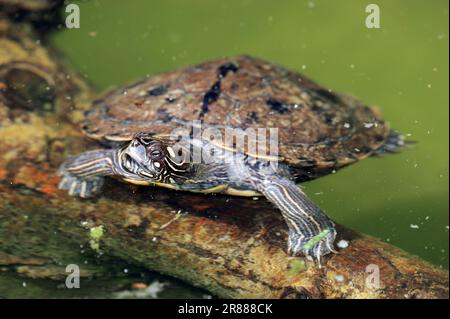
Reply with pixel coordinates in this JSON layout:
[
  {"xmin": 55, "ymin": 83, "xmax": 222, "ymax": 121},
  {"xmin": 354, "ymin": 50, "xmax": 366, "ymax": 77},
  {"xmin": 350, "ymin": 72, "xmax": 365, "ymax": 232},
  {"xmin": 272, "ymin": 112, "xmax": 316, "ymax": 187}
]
[{"xmin": 0, "ymin": 16, "xmax": 448, "ymax": 299}]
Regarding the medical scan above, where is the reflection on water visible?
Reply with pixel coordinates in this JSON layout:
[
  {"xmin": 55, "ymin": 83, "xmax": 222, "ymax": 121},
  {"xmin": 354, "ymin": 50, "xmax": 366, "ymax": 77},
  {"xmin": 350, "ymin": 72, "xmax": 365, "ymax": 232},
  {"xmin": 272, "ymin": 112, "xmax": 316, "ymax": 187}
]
[{"xmin": 0, "ymin": 267, "xmax": 209, "ymax": 299}]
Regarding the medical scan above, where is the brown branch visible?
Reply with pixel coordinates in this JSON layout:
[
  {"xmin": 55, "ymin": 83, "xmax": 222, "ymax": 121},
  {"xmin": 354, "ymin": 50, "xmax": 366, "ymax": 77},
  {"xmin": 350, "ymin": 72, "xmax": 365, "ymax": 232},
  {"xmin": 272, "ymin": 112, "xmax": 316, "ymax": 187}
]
[{"xmin": 0, "ymin": 16, "xmax": 448, "ymax": 299}]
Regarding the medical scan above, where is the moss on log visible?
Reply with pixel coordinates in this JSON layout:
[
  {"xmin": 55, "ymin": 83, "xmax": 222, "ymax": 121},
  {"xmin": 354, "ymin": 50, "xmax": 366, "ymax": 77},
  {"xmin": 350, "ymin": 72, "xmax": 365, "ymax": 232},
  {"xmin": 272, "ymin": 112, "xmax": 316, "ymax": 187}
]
[{"xmin": 0, "ymin": 16, "xmax": 448, "ymax": 299}]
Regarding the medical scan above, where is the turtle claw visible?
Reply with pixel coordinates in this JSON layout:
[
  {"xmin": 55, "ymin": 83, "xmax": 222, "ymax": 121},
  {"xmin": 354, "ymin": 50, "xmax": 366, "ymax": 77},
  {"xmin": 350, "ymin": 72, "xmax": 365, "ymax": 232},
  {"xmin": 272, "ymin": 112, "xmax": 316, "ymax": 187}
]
[
  {"xmin": 58, "ymin": 170, "xmax": 104, "ymax": 198},
  {"xmin": 287, "ymin": 228, "xmax": 337, "ymax": 268}
]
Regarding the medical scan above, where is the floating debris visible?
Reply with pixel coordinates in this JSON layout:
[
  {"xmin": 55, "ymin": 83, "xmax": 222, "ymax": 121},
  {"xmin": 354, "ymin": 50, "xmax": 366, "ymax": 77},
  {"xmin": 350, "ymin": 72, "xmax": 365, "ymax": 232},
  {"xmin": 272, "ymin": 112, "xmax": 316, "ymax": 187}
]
[
  {"xmin": 307, "ymin": 1, "xmax": 316, "ymax": 9},
  {"xmin": 114, "ymin": 281, "xmax": 167, "ymax": 299},
  {"xmin": 159, "ymin": 210, "xmax": 185, "ymax": 229},
  {"xmin": 410, "ymin": 224, "xmax": 420, "ymax": 229},
  {"xmin": 337, "ymin": 240, "xmax": 349, "ymax": 249},
  {"xmin": 303, "ymin": 229, "xmax": 330, "ymax": 251},
  {"xmin": 334, "ymin": 274, "xmax": 345, "ymax": 282},
  {"xmin": 132, "ymin": 282, "xmax": 148, "ymax": 290}
]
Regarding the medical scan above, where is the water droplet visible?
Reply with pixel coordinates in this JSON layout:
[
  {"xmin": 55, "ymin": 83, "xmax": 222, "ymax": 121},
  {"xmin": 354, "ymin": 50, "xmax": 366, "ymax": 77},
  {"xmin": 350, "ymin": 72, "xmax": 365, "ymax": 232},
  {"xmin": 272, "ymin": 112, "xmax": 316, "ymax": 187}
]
[
  {"xmin": 307, "ymin": 1, "xmax": 316, "ymax": 9},
  {"xmin": 337, "ymin": 240, "xmax": 349, "ymax": 248}
]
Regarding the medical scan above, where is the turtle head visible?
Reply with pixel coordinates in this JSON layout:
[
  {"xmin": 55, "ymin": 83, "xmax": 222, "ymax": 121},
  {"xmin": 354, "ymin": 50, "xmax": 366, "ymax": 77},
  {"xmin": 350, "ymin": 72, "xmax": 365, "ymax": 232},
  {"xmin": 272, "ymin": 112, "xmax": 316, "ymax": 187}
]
[
  {"xmin": 120, "ymin": 133, "xmax": 168, "ymax": 181},
  {"xmin": 119, "ymin": 132, "xmax": 188, "ymax": 183}
]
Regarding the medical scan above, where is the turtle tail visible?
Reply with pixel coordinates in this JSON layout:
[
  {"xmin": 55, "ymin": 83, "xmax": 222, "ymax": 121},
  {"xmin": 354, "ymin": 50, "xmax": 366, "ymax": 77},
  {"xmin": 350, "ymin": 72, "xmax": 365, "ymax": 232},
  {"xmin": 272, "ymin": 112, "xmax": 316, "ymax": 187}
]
[{"xmin": 373, "ymin": 130, "xmax": 412, "ymax": 156}]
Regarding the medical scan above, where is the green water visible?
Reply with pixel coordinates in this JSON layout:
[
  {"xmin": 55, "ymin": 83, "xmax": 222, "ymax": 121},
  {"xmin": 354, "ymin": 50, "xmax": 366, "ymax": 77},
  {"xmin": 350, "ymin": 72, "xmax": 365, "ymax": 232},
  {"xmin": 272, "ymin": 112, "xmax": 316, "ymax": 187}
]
[
  {"xmin": 50, "ymin": 0, "xmax": 448, "ymax": 272},
  {"xmin": 0, "ymin": 268, "xmax": 208, "ymax": 299}
]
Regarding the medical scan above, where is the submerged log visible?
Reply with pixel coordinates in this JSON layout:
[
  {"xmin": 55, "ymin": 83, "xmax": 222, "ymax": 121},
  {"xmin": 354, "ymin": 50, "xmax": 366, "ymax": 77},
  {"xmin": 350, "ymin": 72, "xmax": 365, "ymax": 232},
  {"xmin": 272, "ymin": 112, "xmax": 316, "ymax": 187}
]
[{"xmin": 0, "ymin": 16, "xmax": 448, "ymax": 299}]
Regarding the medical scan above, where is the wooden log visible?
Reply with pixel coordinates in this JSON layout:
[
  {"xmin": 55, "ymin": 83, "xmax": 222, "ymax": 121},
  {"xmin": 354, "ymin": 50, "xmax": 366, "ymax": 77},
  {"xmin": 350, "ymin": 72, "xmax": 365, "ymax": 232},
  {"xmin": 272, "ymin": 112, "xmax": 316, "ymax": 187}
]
[{"xmin": 0, "ymin": 16, "xmax": 448, "ymax": 299}]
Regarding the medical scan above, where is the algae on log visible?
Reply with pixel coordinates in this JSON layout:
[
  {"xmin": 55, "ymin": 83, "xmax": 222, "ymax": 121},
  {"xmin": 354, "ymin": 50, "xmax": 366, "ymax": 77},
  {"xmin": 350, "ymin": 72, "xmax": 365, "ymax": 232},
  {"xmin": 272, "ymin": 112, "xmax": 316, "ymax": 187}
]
[{"xmin": 0, "ymin": 17, "xmax": 448, "ymax": 299}]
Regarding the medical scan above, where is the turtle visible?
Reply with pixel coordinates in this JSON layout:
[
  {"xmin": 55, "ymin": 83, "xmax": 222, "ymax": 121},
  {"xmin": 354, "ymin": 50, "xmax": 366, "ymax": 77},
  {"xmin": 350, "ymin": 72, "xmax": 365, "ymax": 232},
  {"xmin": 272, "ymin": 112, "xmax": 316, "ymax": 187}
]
[{"xmin": 58, "ymin": 55, "xmax": 404, "ymax": 265}]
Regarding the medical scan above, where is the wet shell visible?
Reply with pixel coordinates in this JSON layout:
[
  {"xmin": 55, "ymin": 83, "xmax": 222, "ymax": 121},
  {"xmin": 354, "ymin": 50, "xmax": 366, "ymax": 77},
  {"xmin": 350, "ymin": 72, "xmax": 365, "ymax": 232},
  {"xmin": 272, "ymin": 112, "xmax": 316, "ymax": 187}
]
[{"xmin": 83, "ymin": 55, "xmax": 390, "ymax": 172}]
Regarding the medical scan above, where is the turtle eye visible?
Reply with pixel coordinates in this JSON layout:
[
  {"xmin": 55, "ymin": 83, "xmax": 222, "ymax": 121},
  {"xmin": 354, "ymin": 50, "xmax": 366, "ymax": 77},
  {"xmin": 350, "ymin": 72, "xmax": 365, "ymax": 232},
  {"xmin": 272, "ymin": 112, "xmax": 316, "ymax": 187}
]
[
  {"xmin": 148, "ymin": 144, "xmax": 165, "ymax": 160},
  {"xmin": 150, "ymin": 149, "xmax": 162, "ymax": 158}
]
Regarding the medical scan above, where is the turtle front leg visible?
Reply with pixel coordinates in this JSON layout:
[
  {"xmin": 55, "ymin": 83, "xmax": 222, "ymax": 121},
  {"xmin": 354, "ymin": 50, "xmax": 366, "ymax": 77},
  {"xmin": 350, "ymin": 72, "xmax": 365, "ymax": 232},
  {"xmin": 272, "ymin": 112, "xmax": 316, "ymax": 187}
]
[
  {"xmin": 258, "ymin": 177, "xmax": 337, "ymax": 267},
  {"xmin": 58, "ymin": 149, "xmax": 116, "ymax": 198}
]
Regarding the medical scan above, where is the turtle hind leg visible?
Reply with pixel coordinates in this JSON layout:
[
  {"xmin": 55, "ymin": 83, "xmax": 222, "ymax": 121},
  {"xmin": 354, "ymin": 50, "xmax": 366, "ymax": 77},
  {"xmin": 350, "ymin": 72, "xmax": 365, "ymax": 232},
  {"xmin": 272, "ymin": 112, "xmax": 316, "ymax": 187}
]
[
  {"xmin": 373, "ymin": 130, "xmax": 411, "ymax": 155},
  {"xmin": 258, "ymin": 177, "xmax": 337, "ymax": 267},
  {"xmin": 57, "ymin": 149, "xmax": 116, "ymax": 198}
]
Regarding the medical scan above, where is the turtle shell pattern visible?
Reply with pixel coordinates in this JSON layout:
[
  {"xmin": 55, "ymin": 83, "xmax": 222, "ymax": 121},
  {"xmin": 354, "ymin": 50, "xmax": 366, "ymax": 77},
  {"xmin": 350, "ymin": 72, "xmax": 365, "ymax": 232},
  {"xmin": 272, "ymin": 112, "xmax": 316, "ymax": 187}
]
[{"xmin": 83, "ymin": 55, "xmax": 390, "ymax": 171}]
